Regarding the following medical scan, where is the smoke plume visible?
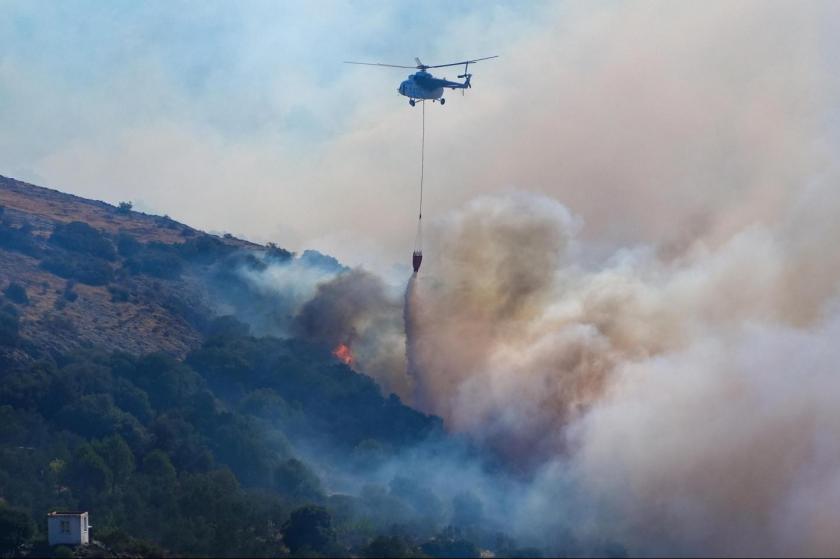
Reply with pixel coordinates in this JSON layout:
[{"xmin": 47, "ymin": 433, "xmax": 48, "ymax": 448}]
[
  {"xmin": 388, "ymin": 4, "xmax": 840, "ymax": 551},
  {"xmin": 294, "ymin": 268, "xmax": 411, "ymax": 396},
  {"xmin": 397, "ymin": 181, "xmax": 840, "ymax": 555},
  {"xmin": 198, "ymin": 2, "xmax": 840, "ymax": 553}
]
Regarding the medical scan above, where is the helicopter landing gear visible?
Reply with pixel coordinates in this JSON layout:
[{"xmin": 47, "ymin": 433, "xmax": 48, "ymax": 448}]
[
  {"xmin": 409, "ymin": 99, "xmax": 416, "ymax": 107},
  {"xmin": 440, "ymin": 98, "xmax": 445, "ymax": 105}
]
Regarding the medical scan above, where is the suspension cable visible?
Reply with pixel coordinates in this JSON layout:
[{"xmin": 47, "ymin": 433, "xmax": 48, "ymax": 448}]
[{"xmin": 418, "ymin": 99, "xmax": 425, "ymax": 221}]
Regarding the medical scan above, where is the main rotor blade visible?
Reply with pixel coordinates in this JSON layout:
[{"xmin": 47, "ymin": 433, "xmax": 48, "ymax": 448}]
[
  {"xmin": 344, "ymin": 61, "xmax": 417, "ymax": 69},
  {"xmin": 425, "ymin": 55, "xmax": 499, "ymax": 69}
]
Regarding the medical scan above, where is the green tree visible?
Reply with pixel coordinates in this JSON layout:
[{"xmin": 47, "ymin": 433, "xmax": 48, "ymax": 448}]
[
  {"xmin": 142, "ymin": 450, "xmax": 177, "ymax": 484},
  {"xmin": 0, "ymin": 505, "xmax": 34, "ymax": 555},
  {"xmin": 282, "ymin": 505, "xmax": 336, "ymax": 555},
  {"xmin": 133, "ymin": 354, "xmax": 202, "ymax": 409},
  {"xmin": 274, "ymin": 458, "xmax": 323, "ymax": 501},
  {"xmin": 362, "ymin": 535, "xmax": 417, "ymax": 558},
  {"xmin": 55, "ymin": 394, "xmax": 134, "ymax": 439},
  {"xmin": 67, "ymin": 443, "xmax": 113, "ymax": 495},
  {"xmin": 142, "ymin": 450, "xmax": 178, "ymax": 512},
  {"xmin": 95, "ymin": 435, "xmax": 135, "ymax": 491}
]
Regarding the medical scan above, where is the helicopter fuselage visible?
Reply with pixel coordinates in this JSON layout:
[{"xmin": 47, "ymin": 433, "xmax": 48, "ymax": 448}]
[{"xmin": 398, "ymin": 70, "xmax": 468, "ymax": 103}]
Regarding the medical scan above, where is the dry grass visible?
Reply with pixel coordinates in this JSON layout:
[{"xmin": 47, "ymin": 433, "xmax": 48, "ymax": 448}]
[{"xmin": 0, "ymin": 174, "xmax": 258, "ymax": 359}]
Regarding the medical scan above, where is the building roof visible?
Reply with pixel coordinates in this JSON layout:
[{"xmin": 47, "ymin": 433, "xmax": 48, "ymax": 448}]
[{"xmin": 48, "ymin": 511, "xmax": 88, "ymax": 516}]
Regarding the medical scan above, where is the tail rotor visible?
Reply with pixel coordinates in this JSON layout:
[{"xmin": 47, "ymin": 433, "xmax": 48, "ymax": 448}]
[{"xmin": 458, "ymin": 61, "xmax": 472, "ymax": 95}]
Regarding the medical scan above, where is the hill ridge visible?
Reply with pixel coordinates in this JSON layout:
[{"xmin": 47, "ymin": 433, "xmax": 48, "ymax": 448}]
[{"xmin": 0, "ymin": 174, "xmax": 276, "ymax": 362}]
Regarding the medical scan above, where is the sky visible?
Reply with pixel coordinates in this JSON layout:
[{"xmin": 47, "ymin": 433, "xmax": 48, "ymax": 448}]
[
  {"xmin": 0, "ymin": 0, "xmax": 548, "ymax": 272},
  {"xmin": 1, "ymin": 1, "xmax": 838, "ymax": 276}
]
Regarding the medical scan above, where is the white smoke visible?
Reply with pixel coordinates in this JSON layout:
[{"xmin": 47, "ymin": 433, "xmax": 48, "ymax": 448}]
[
  {"xmin": 398, "ymin": 180, "xmax": 840, "ymax": 555},
  {"xmin": 565, "ymin": 311, "xmax": 840, "ymax": 556}
]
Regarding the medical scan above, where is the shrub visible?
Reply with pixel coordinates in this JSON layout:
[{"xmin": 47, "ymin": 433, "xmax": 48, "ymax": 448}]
[
  {"xmin": 178, "ymin": 235, "xmax": 235, "ymax": 263},
  {"xmin": 116, "ymin": 233, "xmax": 141, "ymax": 257},
  {"xmin": 158, "ymin": 215, "xmax": 178, "ymax": 230},
  {"xmin": 63, "ymin": 281, "xmax": 78, "ymax": 302},
  {"xmin": 49, "ymin": 221, "xmax": 116, "ymax": 261},
  {"xmin": 117, "ymin": 201, "xmax": 133, "ymax": 214},
  {"xmin": 0, "ymin": 306, "xmax": 20, "ymax": 347},
  {"xmin": 108, "ymin": 285, "xmax": 130, "ymax": 303},
  {"xmin": 42, "ymin": 312, "xmax": 78, "ymax": 337},
  {"xmin": 0, "ymin": 222, "xmax": 40, "ymax": 256},
  {"xmin": 41, "ymin": 252, "xmax": 113, "ymax": 286},
  {"xmin": 125, "ymin": 248, "xmax": 183, "ymax": 280},
  {"xmin": 3, "ymin": 283, "xmax": 28, "ymax": 305},
  {"xmin": 161, "ymin": 293, "xmax": 209, "ymax": 331},
  {"xmin": 266, "ymin": 242, "xmax": 294, "ymax": 262}
]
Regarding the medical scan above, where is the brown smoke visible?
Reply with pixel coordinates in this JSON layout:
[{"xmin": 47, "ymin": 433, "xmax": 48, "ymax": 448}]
[
  {"xmin": 393, "ymin": 7, "xmax": 840, "ymax": 549},
  {"xmin": 294, "ymin": 268, "xmax": 411, "ymax": 396},
  {"xmin": 400, "ymin": 178, "xmax": 840, "ymax": 553}
]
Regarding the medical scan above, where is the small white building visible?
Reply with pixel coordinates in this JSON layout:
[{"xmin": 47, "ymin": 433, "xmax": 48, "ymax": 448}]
[{"xmin": 47, "ymin": 511, "xmax": 90, "ymax": 546}]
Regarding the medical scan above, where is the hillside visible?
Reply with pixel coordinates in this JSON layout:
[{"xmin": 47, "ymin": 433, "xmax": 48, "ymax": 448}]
[
  {"xmin": 0, "ymin": 175, "xmax": 512, "ymax": 558},
  {"xmin": 0, "ymin": 175, "xmax": 267, "ymax": 361}
]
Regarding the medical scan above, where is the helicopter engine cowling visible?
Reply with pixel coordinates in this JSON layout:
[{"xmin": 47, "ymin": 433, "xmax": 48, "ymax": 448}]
[{"xmin": 399, "ymin": 77, "xmax": 443, "ymax": 101}]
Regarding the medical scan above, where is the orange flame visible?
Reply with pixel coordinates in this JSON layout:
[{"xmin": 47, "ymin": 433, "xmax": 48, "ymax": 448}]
[{"xmin": 333, "ymin": 343, "xmax": 354, "ymax": 366}]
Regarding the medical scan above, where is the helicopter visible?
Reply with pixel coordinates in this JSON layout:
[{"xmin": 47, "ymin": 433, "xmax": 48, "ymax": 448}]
[{"xmin": 344, "ymin": 56, "xmax": 498, "ymax": 106}]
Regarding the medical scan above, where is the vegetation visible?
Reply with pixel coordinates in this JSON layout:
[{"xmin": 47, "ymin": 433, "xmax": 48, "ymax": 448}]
[
  {"xmin": 62, "ymin": 280, "xmax": 78, "ymax": 303},
  {"xmin": 0, "ymin": 302, "xmax": 20, "ymax": 348},
  {"xmin": 0, "ymin": 505, "xmax": 34, "ymax": 556},
  {"xmin": 361, "ymin": 534, "xmax": 419, "ymax": 558},
  {"xmin": 125, "ymin": 243, "xmax": 184, "ymax": 280},
  {"xmin": 0, "ymin": 222, "xmax": 40, "ymax": 256},
  {"xmin": 0, "ymin": 317, "xmax": 490, "ymax": 557},
  {"xmin": 3, "ymin": 282, "xmax": 28, "ymax": 305},
  {"xmin": 40, "ymin": 251, "xmax": 114, "ymax": 286},
  {"xmin": 0, "ymin": 187, "xmax": 547, "ymax": 557},
  {"xmin": 49, "ymin": 221, "xmax": 117, "ymax": 261},
  {"xmin": 282, "ymin": 505, "xmax": 337, "ymax": 555}
]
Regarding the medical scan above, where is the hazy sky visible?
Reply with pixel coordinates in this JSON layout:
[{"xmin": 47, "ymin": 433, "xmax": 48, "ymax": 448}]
[
  {"xmin": 0, "ymin": 0, "xmax": 547, "ymax": 270},
  {"xmin": 2, "ymin": 1, "xmax": 838, "ymax": 276}
]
